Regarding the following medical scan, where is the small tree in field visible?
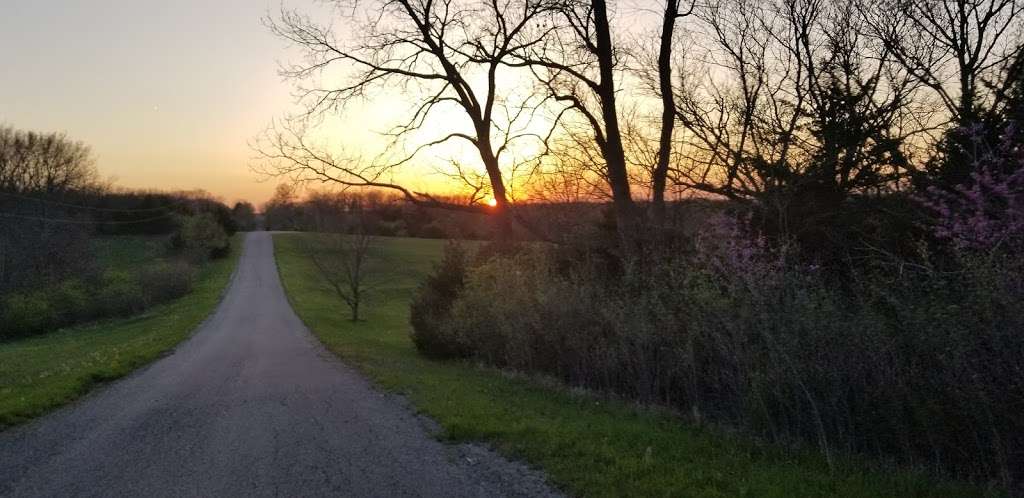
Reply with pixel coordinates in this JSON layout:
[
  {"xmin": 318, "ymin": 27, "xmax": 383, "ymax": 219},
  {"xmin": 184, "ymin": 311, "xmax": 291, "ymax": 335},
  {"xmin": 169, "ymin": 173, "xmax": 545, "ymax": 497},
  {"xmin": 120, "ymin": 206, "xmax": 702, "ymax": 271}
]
[{"xmin": 306, "ymin": 226, "xmax": 377, "ymax": 322}]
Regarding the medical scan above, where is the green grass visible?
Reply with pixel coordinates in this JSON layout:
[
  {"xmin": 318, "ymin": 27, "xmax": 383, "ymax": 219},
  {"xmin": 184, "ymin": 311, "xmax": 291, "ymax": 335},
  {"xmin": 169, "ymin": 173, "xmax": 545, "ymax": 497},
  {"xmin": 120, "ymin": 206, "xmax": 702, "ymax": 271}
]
[
  {"xmin": 0, "ymin": 234, "xmax": 243, "ymax": 428},
  {"xmin": 273, "ymin": 233, "xmax": 997, "ymax": 498},
  {"xmin": 91, "ymin": 234, "xmax": 172, "ymax": 271}
]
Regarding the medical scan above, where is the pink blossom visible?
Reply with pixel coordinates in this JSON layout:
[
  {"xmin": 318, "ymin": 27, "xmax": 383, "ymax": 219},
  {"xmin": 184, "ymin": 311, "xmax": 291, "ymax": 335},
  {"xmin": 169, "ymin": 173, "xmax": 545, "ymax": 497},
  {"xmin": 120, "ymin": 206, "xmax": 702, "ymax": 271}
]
[{"xmin": 921, "ymin": 123, "xmax": 1024, "ymax": 252}]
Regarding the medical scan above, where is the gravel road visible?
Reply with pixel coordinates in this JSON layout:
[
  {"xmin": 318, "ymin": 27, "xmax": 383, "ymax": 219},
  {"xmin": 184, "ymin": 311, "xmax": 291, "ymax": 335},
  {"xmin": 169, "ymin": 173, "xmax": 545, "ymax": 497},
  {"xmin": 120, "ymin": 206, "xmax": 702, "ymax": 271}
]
[{"xmin": 0, "ymin": 232, "xmax": 561, "ymax": 498}]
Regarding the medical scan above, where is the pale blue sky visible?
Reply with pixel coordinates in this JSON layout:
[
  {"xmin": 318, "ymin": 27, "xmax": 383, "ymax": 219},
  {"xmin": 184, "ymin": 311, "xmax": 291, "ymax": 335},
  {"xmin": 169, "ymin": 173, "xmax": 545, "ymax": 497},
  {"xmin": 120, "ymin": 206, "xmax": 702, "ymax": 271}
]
[{"xmin": 0, "ymin": 0, "xmax": 297, "ymax": 204}]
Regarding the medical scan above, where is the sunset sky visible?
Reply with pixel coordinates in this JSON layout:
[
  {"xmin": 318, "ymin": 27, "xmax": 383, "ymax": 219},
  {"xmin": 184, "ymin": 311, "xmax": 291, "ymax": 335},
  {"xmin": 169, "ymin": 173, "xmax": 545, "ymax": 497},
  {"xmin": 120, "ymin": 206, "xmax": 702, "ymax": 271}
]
[{"xmin": 0, "ymin": 0, "xmax": 454, "ymax": 206}]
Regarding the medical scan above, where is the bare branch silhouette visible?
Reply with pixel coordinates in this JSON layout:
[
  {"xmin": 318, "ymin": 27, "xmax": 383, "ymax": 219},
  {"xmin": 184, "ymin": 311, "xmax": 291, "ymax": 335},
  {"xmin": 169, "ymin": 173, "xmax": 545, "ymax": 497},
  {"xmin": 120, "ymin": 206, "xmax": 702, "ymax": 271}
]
[{"xmin": 255, "ymin": 0, "xmax": 560, "ymax": 219}]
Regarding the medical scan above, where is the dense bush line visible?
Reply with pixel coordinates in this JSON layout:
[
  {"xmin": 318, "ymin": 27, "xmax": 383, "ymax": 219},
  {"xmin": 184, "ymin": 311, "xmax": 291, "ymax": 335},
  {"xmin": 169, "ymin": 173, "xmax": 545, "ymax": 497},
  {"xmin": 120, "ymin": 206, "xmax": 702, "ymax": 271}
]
[
  {"xmin": 405, "ymin": 52, "xmax": 1024, "ymax": 492},
  {"xmin": 2, "ymin": 262, "xmax": 195, "ymax": 338},
  {"xmin": 0, "ymin": 214, "xmax": 231, "ymax": 341},
  {"xmin": 411, "ymin": 221, "xmax": 1024, "ymax": 489}
]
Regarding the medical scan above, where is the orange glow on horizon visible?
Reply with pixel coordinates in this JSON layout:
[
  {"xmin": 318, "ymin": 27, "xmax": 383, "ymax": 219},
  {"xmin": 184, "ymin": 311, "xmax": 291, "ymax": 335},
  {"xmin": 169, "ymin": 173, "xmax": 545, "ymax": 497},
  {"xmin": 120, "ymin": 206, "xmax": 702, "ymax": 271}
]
[{"xmin": 486, "ymin": 197, "xmax": 498, "ymax": 207}]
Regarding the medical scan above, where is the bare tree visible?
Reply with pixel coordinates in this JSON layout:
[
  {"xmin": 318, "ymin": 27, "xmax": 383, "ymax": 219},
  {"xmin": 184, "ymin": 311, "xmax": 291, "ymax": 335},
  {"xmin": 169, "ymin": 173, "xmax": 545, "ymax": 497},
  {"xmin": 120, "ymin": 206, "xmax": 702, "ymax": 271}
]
[
  {"xmin": 861, "ymin": 0, "xmax": 1024, "ymax": 124},
  {"xmin": 651, "ymin": 0, "xmax": 695, "ymax": 225},
  {"xmin": 656, "ymin": 0, "xmax": 936, "ymax": 255},
  {"xmin": 255, "ymin": 0, "xmax": 557, "ymax": 221},
  {"xmin": 672, "ymin": 0, "xmax": 922, "ymax": 201},
  {"xmin": 0, "ymin": 125, "xmax": 98, "ymax": 194},
  {"xmin": 305, "ymin": 222, "xmax": 379, "ymax": 322},
  {"xmin": 857, "ymin": 0, "xmax": 1024, "ymax": 187},
  {"xmin": 499, "ymin": 0, "xmax": 645, "ymax": 248},
  {"xmin": 0, "ymin": 126, "xmax": 101, "ymax": 294}
]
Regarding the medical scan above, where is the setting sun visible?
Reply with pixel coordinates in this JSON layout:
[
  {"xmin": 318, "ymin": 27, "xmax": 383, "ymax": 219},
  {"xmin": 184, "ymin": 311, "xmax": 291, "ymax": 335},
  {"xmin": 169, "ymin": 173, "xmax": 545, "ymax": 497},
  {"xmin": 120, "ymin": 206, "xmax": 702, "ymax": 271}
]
[{"xmin": 3, "ymin": 0, "xmax": 1019, "ymax": 494}]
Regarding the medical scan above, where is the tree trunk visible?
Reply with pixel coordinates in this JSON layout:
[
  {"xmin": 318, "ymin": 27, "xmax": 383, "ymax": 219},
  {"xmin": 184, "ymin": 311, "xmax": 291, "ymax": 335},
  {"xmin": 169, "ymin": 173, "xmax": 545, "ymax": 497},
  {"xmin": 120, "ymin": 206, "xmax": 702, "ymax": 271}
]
[
  {"xmin": 652, "ymin": 0, "xmax": 679, "ymax": 227},
  {"xmin": 593, "ymin": 0, "xmax": 640, "ymax": 253},
  {"xmin": 477, "ymin": 136, "xmax": 517, "ymax": 243}
]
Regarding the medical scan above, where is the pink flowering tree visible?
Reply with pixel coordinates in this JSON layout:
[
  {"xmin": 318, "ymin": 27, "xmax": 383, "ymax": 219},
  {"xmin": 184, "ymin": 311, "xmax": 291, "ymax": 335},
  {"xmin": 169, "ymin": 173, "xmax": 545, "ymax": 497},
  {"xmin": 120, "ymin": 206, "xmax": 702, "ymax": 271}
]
[
  {"xmin": 693, "ymin": 212, "xmax": 788, "ymax": 290},
  {"xmin": 923, "ymin": 122, "xmax": 1024, "ymax": 252}
]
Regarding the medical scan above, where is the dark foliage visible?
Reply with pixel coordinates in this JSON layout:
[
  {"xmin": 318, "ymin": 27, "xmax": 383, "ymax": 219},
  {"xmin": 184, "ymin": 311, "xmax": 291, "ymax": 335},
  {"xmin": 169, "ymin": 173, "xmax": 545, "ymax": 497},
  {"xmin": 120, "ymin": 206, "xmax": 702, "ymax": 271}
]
[
  {"xmin": 0, "ymin": 125, "xmax": 237, "ymax": 340},
  {"xmin": 409, "ymin": 242, "xmax": 470, "ymax": 358},
  {"xmin": 262, "ymin": 188, "xmax": 499, "ymax": 240},
  {"xmin": 925, "ymin": 51, "xmax": 1024, "ymax": 191},
  {"xmin": 231, "ymin": 201, "xmax": 257, "ymax": 231},
  {"xmin": 171, "ymin": 213, "xmax": 231, "ymax": 261},
  {"xmin": 1, "ymin": 261, "xmax": 196, "ymax": 341},
  {"xmin": 418, "ymin": 238, "xmax": 1023, "ymax": 489}
]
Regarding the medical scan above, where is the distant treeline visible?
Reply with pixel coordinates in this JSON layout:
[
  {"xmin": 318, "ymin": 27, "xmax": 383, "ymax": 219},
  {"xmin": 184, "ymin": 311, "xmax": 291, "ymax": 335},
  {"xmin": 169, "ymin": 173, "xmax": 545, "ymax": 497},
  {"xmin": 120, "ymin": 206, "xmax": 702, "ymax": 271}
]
[
  {"xmin": 261, "ymin": 184, "xmax": 501, "ymax": 239},
  {"xmin": 0, "ymin": 185, "xmax": 248, "ymax": 296},
  {"xmin": 1, "ymin": 189, "xmax": 244, "ymax": 234},
  {"xmin": 0, "ymin": 125, "xmax": 252, "ymax": 234},
  {"xmin": 0, "ymin": 125, "xmax": 255, "ymax": 339}
]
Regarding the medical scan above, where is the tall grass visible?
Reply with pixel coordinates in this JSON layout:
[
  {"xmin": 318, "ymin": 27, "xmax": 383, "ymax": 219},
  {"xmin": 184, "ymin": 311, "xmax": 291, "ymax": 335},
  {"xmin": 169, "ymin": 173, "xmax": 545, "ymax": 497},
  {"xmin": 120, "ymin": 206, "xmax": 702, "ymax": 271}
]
[{"xmin": 411, "ymin": 231, "xmax": 1024, "ymax": 492}]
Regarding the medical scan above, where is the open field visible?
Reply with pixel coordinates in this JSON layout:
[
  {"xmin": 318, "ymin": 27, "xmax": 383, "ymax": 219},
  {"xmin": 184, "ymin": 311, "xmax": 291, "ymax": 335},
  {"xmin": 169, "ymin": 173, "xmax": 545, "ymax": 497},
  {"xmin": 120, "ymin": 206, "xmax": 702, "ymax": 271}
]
[
  {"xmin": 273, "ymin": 233, "xmax": 995, "ymax": 498},
  {"xmin": 0, "ymin": 234, "xmax": 242, "ymax": 428}
]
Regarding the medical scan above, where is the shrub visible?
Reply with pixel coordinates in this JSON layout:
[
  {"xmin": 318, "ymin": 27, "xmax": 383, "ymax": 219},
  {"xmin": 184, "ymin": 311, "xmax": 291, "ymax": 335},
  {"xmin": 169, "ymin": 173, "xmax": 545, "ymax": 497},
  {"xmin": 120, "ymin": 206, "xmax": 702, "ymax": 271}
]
[
  {"xmin": 139, "ymin": 261, "xmax": 194, "ymax": 304},
  {"xmin": 921, "ymin": 120, "xmax": 1024, "ymax": 254},
  {"xmin": 48, "ymin": 279, "xmax": 94, "ymax": 324},
  {"xmin": 95, "ymin": 270, "xmax": 147, "ymax": 317},
  {"xmin": 409, "ymin": 241, "xmax": 470, "ymax": 358},
  {"xmin": 414, "ymin": 221, "xmax": 448, "ymax": 239},
  {"xmin": 0, "ymin": 291, "xmax": 54, "ymax": 339},
  {"xmin": 421, "ymin": 222, "xmax": 1024, "ymax": 489},
  {"xmin": 0, "ymin": 211, "xmax": 95, "ymax": 296},
  {"xmin": 0, "ymin": 261, "xmax": 200, "ymax": 341},
  {"xmin": 172, "ymin": 213, "xmax": 230, "ymax": 261},
  {"xmin": 446, "ymin": 250, "xmax": 609, "ymax": 376}
]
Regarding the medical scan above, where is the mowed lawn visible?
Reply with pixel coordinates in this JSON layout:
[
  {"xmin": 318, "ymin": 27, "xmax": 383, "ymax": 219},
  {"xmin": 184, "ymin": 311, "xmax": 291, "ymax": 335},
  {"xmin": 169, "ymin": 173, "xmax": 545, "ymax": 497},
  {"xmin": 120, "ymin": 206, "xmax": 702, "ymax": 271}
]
[
  {"xmin": 0, "ymin": 234, "xmax": 243, "ymax": 428},
  {"xmin": 273, "ymin": 233, "xmax": 995, "ymax": 498}
]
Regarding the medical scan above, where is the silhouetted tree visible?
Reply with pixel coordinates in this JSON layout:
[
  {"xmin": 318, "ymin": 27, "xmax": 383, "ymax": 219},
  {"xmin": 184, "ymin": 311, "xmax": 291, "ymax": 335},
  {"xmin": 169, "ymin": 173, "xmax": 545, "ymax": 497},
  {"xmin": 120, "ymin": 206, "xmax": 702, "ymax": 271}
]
[
  {"xmin": 668, "ymin": 0, "xmax": 924, "ymax": 258},
  {"xmin": 255, "ymin": 0, "xmax": 558, "ymax": 225},
  {"xmin": 231, "ymin": 201, "xmax": 257, "ymax": 231},
  {"xmin": 263, "ymin": 183, "xmax": 300, "ymax": 230},
  {"xmin": 652, "ymin": 0, "xmax": 695, "ymax": 226},
  {"xmin": 0, "ymin": 126, "xmax": 98, "ymax": 194},
  {"xmin": 503, "ymin": 0, "xmax": 644, "ymax": 249},
  {"xmin": 860, "ymin": 0, "xmax": 1024, "ymax": 187}
]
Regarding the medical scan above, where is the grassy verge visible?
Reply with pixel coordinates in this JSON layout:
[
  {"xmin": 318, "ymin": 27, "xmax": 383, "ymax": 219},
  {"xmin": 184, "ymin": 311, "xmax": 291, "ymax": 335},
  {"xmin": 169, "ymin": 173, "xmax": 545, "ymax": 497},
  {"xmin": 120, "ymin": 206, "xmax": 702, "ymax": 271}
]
[
  {"xmin": 0, "ymin": 234, "xmax": 243, "ymax": 428},
  {"xmin": 273, "ymin": 233, "xmax": 994, "ymax": 498}
]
